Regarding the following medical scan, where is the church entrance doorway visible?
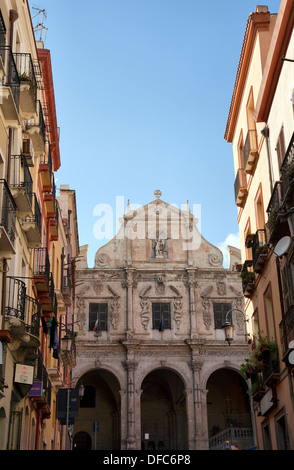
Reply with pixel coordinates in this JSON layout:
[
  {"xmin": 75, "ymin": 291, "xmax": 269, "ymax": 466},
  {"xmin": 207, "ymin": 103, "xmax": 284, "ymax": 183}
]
[
  {"xmin": 207, "ymin": 368, "xmax": 254, "ymax": 450},
  {"xmin": 141, "ymin": 368, "xmax": 188, "ymax": 450},
  {"xmin": 73, "ymin": 369, "xmax": 121, "ymax": 450}
]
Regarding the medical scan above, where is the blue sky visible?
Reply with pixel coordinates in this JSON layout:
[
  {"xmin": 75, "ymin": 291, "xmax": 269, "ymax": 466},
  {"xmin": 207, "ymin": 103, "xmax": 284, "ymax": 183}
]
[{"xmin": 29, "ymin": 0, "xmax": 282, "ymax": 267}]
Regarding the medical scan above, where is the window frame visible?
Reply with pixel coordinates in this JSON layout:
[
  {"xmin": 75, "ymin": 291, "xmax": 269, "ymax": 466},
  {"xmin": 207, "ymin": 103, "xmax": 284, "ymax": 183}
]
[
  {"xmin": 213, "ymin": 302, "xmax": 232, "ymax": 330},
  {"xmin": 152, "ymin": 302, "xmax": 171, "ymax": 330},
  {"xmin": 89, "ymin": 302, "xmax": 108, "ymax": 331}
]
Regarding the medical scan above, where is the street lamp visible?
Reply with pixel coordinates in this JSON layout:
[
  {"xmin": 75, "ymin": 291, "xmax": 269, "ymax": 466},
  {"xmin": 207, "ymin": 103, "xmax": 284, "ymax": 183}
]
[
  {"xmin": 61, "ymin": 332, "xmax": 72, "ymax": 352},
  {"xmin": 222, "ymin": 319, "xmax": 234, "ymax": 345},
  {"xmin": 222, "ymin": 308, "xmax": 249, "ymax": 345}
]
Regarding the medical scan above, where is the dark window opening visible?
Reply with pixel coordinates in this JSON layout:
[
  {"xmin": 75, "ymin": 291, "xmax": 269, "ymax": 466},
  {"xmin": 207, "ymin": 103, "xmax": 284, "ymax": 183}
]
[{"xmin": 152, "ymin": 303, "xmax": 171, "ymax": 330}]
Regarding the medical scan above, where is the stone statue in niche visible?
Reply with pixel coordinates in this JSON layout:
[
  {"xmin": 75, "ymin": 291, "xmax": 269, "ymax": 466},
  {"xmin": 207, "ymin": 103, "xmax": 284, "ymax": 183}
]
[{"xmin": 153, "ymin": 238, "xmax": 166, "ymax": 258}]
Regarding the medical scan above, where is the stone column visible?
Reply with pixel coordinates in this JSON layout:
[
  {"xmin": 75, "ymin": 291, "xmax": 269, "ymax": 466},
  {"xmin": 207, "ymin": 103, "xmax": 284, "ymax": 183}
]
[
  {"xmin": 185, "ymin": 388, "xmax": 196, "ymax": 450},
  {"xmin": 186, "ymin": 269, "xmax": 197, "ymax": 338},
  {"xmin": 190, "ymin": 360, "xmax": 207, "ymax": 450},
  {"xmin": 123, "ymin": 269, "xmax": 136, "ymax": 338},
  {"xmin": 124, "ymin": 359, "xmax": 138, "ymax": 450}
]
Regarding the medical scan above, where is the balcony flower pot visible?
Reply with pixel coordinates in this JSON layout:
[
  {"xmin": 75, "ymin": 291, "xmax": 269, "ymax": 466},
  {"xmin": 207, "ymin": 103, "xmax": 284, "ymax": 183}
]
[{"xmin": 245, "ymin": 234, "xmax": 255, "ymax": 248}]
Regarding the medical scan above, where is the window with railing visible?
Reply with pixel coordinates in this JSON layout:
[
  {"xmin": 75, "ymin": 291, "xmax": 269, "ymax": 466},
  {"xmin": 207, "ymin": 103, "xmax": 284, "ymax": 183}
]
[
  {"xmin": 0, "ymin": 45, "xmax": 20, "ymax": 109},
  {"xmin": 0, "ymin": 9, "xmax": 6, "ymax": 46},
  {"xmin": 0, "ymin": 179, "xmax": 17, "ymax": 244},
  {"xmin": 13, "ymin": 52, "xmax": 37, "ymax": 102},
  {"xmin": 10, "ymin": 155, "xmax": 33, "ymax": 205}
]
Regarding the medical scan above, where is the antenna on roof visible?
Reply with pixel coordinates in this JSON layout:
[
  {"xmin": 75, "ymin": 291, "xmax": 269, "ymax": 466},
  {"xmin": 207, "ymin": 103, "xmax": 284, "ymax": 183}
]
[{"xmin": 32, "ymin": 7, "xmax": 48, "ymax": 44}]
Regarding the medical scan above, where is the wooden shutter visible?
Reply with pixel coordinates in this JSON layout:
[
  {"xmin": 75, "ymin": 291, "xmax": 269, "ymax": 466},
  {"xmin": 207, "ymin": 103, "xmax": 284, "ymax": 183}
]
[
  {"xmin": 213, "ymin": 303, "xmax": 232, "ymax": 329},
  {"xmin": 152, "ymin": 303, "xmax": 161, "ymax": 329}
]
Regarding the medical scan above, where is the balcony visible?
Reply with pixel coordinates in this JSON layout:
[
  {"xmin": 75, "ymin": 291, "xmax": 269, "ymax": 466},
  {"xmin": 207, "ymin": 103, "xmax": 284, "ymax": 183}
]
[
  {"xmin": 4, "ymin": 276, "xmax": 41, "ymax": 353},
  {"xmin": 266, "ymin": 181, "xmax": 289, "ymax": 243},
  {"xmin": 49, "ymin": 206, "xmax": 58, "ymax": 241},
  {"xmin": 280, "ymin": 132, "xmax": 294, "ymax": 208},
  {"xmin": 241, "ymin": 260, "xmax": 255, "ymax": 298},
  {"xmin": 9, "ymin": 155, "xmax": 33, "ymax": 218},
  {"xmin": 28, "ymin": 350, "xmax": 51, "ymax": 419},
  {"xmin": 24, "ymin": 100, "xmax": 46, "ymax": 154},
  {"xmin": 13, "ymin": 52, "xmax": 37, "ymax": 117},
  {"xmin": 0, "ymin": 45, "xmax": 20, "ymax": 123},
  {"xmin": 39, "ymin": 143, "xmax": 53, "ymax": 191},
  {"xmin": 22, "ymin": 138, "xmax": 34, "ymax": 167},
  {"xmin": 234, "ymin": 168, "xmax": 247, "ymax": 207},
  {"xmin": 244, "ymin": 129, "xmax": 258, "ymax": 175},
  {"xmin": 252, "ymin": 229, "xmax": 268, "ymax": 274},
  {"xmin": 0, "ymin": 179, "xmax": 17, "ymax": 258},
  {"xmin": 33, "ymin": 247, "xmax": 57, "ymax": 318},
  {"xmin": 279, "ymin": 304, "xmax": 294, "ymax": 364},
  {"xmin": 62, "ymin": 267, "xmax": 72, "ymax": 306},
  {"xmin": 20, "ymin": 193, "xmax": 42, "ymax": 248},
  {"xmin": 44, "ymin": 177, "xmax": 56, "ymax": 218}
]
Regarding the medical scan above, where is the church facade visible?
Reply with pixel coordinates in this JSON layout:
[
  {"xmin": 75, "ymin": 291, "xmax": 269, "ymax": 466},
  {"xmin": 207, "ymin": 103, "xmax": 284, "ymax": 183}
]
[{"xmin": 72, "ymin": 196, "xmax": 254, "ymax": 450}]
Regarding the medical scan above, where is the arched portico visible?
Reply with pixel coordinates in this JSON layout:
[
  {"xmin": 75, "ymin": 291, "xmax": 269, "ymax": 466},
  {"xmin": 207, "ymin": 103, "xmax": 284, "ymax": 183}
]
[
  {"xmin": 206, "ymin": 368, "xmax": 254, "ymax": 450},
  {"xmin": 139, "ymin": 368, "xmax": 188, "ymax": 450},
  {"xmin": 73, "ymin": 368, "xmax": 121, "ymax": 450}
]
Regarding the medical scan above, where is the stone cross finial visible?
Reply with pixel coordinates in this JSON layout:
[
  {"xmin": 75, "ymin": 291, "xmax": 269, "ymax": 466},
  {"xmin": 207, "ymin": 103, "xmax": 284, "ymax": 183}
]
[{"xmin": 154, "ymin": 189, "xmax": 162, "ymax": 199}]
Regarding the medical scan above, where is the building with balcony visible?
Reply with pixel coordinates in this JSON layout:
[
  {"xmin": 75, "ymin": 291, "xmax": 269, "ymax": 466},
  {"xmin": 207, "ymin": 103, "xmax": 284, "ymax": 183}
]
[
  {"xmin": 72, "ymin": 195, "xmax": 254, "ymax": 450},
  {"xmin": 225, "ymin": 1, "xmax": 294, "ymax": 450},
  {"xmin": 0, "ymin": 1, "xmax": 79, "ymax": 450}
]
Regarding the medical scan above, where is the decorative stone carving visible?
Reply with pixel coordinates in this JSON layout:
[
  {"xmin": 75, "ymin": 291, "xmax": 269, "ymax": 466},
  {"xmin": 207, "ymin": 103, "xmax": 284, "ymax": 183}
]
[
  {"xmin": 76, "ymin": 297, "xmax": 86, "ymax": 330},
  {"xmin": 217, "ymin": 281, "xmax": 226, "ymax": 296},
  {"xmin": 208, "ymin": 252, "xmax": 222, "ymax": 267},
  {"xmin": 110, "ymin": 297, "xmax": 120, "ymax": 329},
  {"xmin": 155, "ymin": 274, "xmax": 166, "ymax": 294},
  {"xmin": 202, "ymin": 299, "xmax": 212, "ymax": 330},
  {"xmin": 96, "ymin": 253, "xmax": 110, "ymax": 266},
  {"xmin": 93, "ymin": 280, "xmax": 103, "ymax": 295},
  {"xmin": 173, "ymin": 297, "xmax": 182, "ymax": 329},
  {"xmin": 140, "ymin": 297, "xmax": 151, "ymax": 330}
]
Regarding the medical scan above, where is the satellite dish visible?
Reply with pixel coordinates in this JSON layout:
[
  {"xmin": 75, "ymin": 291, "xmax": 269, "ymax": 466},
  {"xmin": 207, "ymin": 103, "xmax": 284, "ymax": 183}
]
[
  {"xmin": 289, "ymin": 340, "xmax": 294, "ymax": 350},
  {"xmin": 289, "ymin": 350, "xmax": 294, "ymax": 365},
  {"xmin": 274, "ymin": 236, "xmax": 291, "ymax": 257}
]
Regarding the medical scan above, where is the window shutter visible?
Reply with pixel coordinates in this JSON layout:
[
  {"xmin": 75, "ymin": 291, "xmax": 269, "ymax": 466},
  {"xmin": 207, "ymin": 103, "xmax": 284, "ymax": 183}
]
[{"xmin": 152, "ymin": 303, "xmax": 161, "ymax": 329}]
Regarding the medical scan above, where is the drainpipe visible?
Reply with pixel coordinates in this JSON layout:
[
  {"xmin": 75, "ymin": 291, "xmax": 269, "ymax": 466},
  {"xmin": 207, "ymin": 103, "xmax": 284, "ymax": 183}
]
[{"xmin": 261, "ymin": 125, "xmax": 273, "ymax": 193}]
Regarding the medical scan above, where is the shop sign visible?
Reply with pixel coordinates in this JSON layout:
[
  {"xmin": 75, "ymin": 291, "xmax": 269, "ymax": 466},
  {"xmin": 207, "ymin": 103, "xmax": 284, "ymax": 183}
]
[
  {"xmin": 27, "ymin": 381, "xmax": 43, "ymax": 397},
  {"xmin": 14, "ymin": 363, "xmax": 34, "ymax": 385}
]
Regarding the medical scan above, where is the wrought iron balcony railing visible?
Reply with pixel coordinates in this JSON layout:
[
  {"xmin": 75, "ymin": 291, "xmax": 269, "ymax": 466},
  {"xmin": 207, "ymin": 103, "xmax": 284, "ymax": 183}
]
[
  {"xmin": 33, "ymin": 247, "xmax": 50, "ymax": 279},
  {"xmin": 10, "ymin": 154, "xmax": 33, "ymax": 205},
  {"xmin": 280, "ymin": 132, "xmax": 294, "ymax": 203},
  {"xmin": 0, "ymin": 179, "xmax": 17, "ymax": 245},
  {"xmin": 24, "ymin": 295, "xmax": 41, "ymax": 338},
  {"xmin": 279, "ymin": 304, "xmax": 294, "ymax": 359},
  {"xmin": 5, "ymin": 276, "xmax": 26, "ymax": 320},
  {"xmin": 266, "ymin": 181, "xmax": 284, "ymax": 238},
  {"xmin": 252, "ymin": 229, "xmax": 268, "ymax": 273},
  {"xmin": 0, "ymin": 45, "xmax": 20, "ymax": 110},
  {"xmin": 25, "ymin": 100, "xmax": 46, "ymax": 142},
  {"xmin": 241, "ymin": 260, "xmax": 255, "ymax": 297},
  {"xmin": 13, "ymin": 52, "xmax": 37, "ymax": 102}
]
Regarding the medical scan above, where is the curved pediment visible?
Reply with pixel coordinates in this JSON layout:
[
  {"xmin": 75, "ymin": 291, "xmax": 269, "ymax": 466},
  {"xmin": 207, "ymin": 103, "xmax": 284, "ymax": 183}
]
[{"xmin": 93, "ymin": 198, "xmax": 224, "ymax": 270}]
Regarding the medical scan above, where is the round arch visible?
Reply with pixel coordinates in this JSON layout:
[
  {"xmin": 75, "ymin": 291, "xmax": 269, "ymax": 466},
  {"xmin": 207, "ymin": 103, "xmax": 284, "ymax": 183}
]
[
  {"xmin": 140, "ymin": 367, "xmax": 188, "ymax": 450},
  {"xmin": 206, "ymin": 367, "xmax": 254, "ymax": 450},
  {"xmin": 73, "ymin": 368, "xmax": 121, "ymax": 450}
]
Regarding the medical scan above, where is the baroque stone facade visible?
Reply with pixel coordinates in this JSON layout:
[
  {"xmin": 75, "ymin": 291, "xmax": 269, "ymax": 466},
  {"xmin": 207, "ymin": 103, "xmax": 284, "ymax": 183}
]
[{"xmin": 72, "ymin": 197, "xmax": 251, "ymax": 450}]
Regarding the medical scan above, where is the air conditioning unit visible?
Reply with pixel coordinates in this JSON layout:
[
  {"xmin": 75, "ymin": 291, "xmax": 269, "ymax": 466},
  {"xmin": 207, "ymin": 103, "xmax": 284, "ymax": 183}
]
[{"xmin": 22, "ymin": 138, "xmax": 34, "ymax": 167}]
